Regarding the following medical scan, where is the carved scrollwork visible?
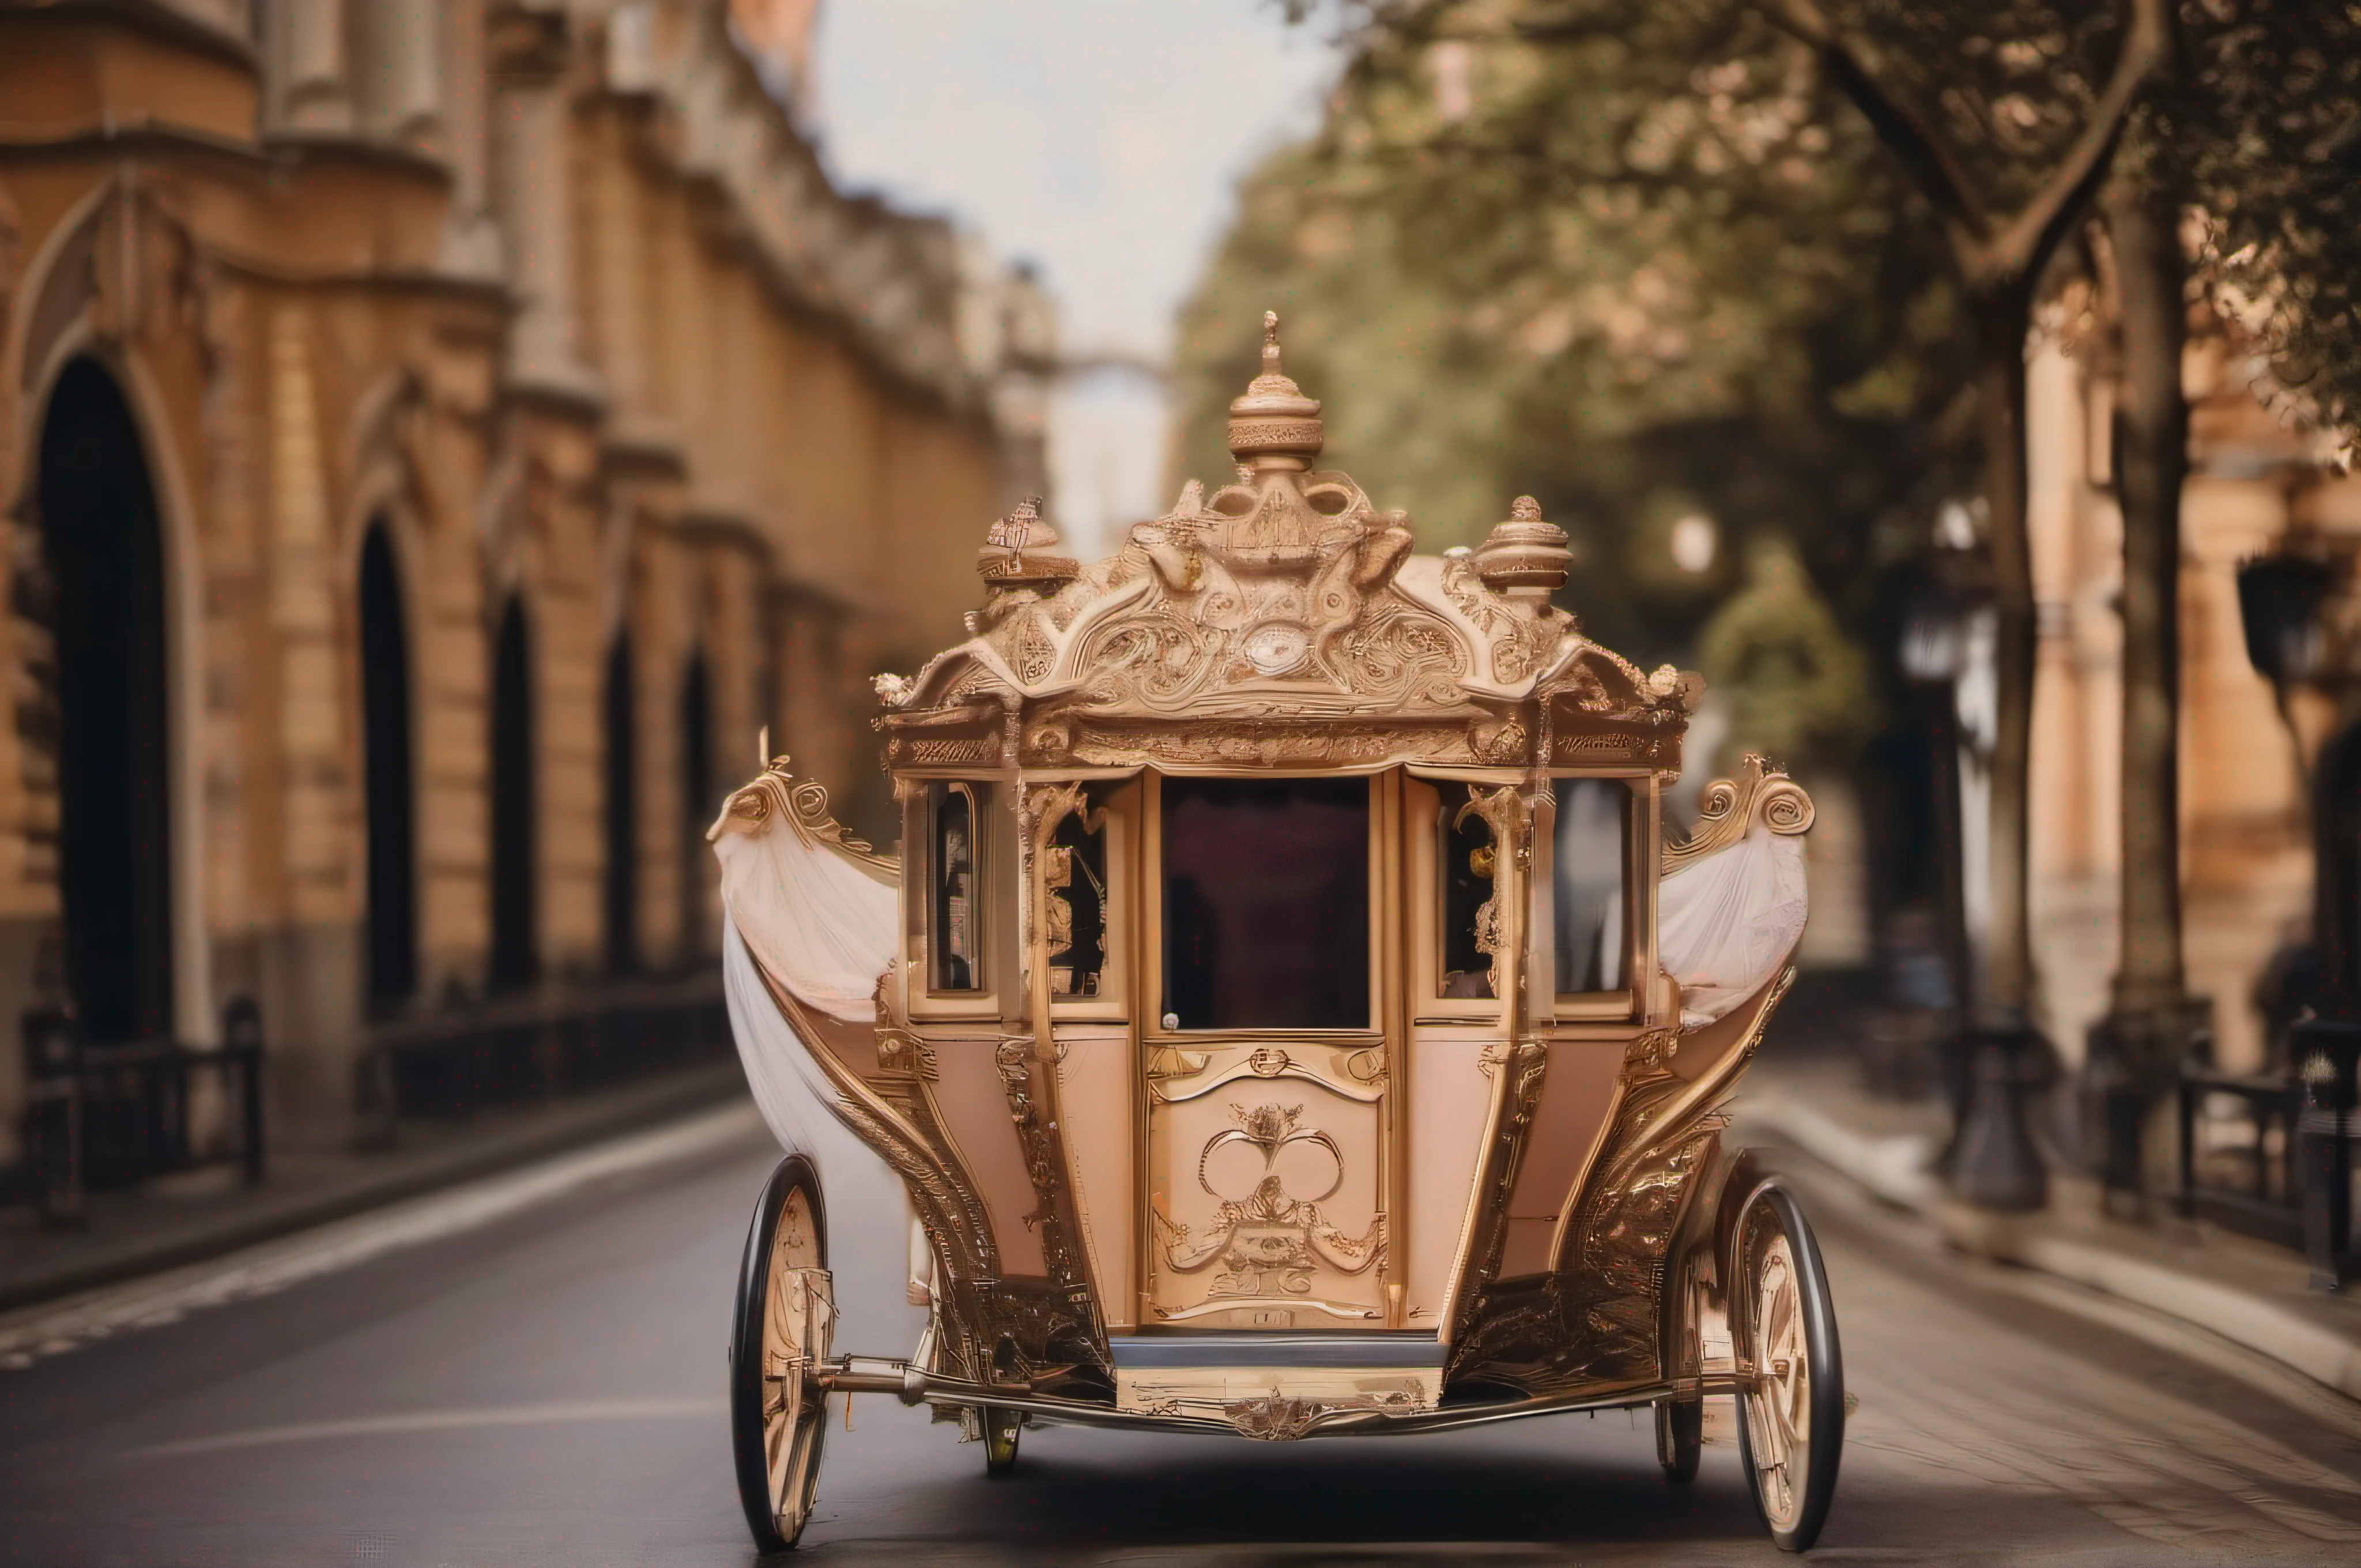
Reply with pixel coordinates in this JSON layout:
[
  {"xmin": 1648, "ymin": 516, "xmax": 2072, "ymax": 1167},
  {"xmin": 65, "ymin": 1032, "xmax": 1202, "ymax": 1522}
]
[
  {"xmin": 1662, "ymin": 753, "xmax": 1815, "ymax": 875},
  {"xmin": 708, "ymin": 754, "xmax": 896, "ymax": 880},
  {"xmin": 1219, "ymin": 1389, "xmax": 1414, "ymax": 1442},
  {"xmin": 1154, "ymin": 1102, "xmax": 1383, "ymax": 1300}
]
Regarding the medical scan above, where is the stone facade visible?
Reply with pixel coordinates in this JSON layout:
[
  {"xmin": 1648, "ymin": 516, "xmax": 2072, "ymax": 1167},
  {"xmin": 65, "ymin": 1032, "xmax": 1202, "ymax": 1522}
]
[
  {"xmin": 2023, "ymin": 310, "xmax": 2356, "ymax": 1073},
  {"xmin": 0, "ymin": 0, "xmax": 1050, "ymax": 1156}
]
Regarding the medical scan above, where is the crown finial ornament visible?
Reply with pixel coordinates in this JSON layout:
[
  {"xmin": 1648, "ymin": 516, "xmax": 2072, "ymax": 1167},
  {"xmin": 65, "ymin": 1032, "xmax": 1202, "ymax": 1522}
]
[
  {"xmin": 1227, "ymin": 310, "xmax": 1324, "ymax": 473},
  {"xmin": 1475, "ymin": 495, "xmax": 1572, "ymax": 603},
  {"xmin": 976, "ymin": 494, "xmax": 1078, "ymax": 593}
]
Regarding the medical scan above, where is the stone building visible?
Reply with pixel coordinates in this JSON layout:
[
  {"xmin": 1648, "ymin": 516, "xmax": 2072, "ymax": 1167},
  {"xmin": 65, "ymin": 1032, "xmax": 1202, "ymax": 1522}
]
[
  {"xmin": 0, "ymin": 0, "xmax": 1051, "ymax": 1164},
  {"xmin": 2023, "ymin": 305, "xmax": 2356, "ymax": 1074}
]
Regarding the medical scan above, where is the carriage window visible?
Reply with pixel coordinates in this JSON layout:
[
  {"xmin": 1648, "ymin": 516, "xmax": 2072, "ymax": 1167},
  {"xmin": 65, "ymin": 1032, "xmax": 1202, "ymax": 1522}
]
[
  {"xmin": 930, "ymin": 783, "xmax": 985, "ymax": 992},
  {"xmin": 1162, "ymin": 777, "xmax": 1368, "ymax": 1030},
  {"xmin": 1553, "ymin": 778, "xmax": 1631, "ymax": 995},
  {"xmin": 1438, "ymin": 785, "xmax": 1497, "ymax": 1000},
  {"xmin": 1047, "ymin": 797, "xmax": 1107, "ymax": 999}
]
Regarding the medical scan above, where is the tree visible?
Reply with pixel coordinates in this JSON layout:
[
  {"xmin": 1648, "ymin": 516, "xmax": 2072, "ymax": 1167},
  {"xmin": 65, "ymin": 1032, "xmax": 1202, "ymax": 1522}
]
[
  {"xmin": 1743, "ymin": 0, "xmax": 2170, "ymax": 1035},
  {"xmin": 2175, "ymin": 1, "xmax": 2361, "ymax": 451},
  {"xmin": 1179, "ymin": 0, "xmax": 1969, "ymax": 684}
]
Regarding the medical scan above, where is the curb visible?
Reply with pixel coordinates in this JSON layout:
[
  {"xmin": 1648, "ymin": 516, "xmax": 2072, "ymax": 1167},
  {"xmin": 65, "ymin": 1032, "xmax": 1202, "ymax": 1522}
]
[
  {"xmin": 1737, "ymin": 1089, "xmax": 2361, "ymax": 1405},
  {"xmin": 0, "ymin": 1061, "xmax": 749, "ymax": 1316}
]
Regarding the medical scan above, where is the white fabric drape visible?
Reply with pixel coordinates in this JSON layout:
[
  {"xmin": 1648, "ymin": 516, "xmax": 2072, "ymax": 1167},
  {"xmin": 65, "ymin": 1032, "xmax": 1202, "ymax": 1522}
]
[
  {"xmin": 712, "ymin": 816, "xmax": 898, "ymax": 1022},
  {"xmin": 721, "ymin": 918, "xmax": 927, "ymax": 1357},
  {"xmin": 1659, "ymin": 824, "xmax": 1809, "ymax": 1027}
]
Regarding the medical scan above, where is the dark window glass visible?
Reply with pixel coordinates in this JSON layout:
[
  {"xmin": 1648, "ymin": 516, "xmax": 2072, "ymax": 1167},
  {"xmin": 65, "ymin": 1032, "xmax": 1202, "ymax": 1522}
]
[
  {"xmin": 1163, "ymin": 777, "xmax": 1368, "ymax": 1030},
  {"xmin": 1439, "ymin": 785, "xmax": 1497, "ymax": 1000},
  {"xmin": 1553, "ymin": 778, "xmax": 1630, "ymax": 994},
  {"xmin": 1047, "ymin": 798, "xmax": 1107, "ymax": 999},
  {"xmin": 931, "ymin": 783, "xmax": 982, "ymax": 992}
]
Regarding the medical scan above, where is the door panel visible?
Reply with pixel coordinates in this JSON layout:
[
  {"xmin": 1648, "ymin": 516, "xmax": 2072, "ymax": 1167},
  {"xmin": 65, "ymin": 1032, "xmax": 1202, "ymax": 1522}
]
[
  {"xmin": 1141, "ymin": 772, "xmax": 1395, "ymax": 1330},
  {"xmin": 1145, "ymin": 1039, "xmax": 1387, "ymax": 1327}
]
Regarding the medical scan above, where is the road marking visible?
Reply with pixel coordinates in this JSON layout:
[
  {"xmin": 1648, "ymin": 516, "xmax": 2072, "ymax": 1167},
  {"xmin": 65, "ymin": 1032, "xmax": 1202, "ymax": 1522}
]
[
  {"xmin": 124, "ymin": 1396, "xmax": 730, "ymax": 1457},
  {"xmin": 0, "ymin": 1101, "xmax": 767, "ymax": 1372}
]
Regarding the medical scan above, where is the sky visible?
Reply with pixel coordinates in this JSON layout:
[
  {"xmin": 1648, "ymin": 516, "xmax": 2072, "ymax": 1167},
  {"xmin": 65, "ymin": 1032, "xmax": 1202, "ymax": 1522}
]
[{"xmin": 810, "ymin": 0, "xmax": 1348, "ymax": 551}]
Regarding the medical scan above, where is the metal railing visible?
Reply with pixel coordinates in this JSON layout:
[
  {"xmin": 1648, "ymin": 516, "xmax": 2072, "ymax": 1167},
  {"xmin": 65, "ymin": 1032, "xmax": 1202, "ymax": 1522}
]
[
  {"xmin": 365, "ymin": 973, "xmax": 730, "ymax": 1121},
  {"xmin": 20, "ymin": 999, "xmax": 266, "ymax": 1227},
  {"xmin": 2176, "ymin": 1019, "xmax": 2360, "ymax": 1289}
]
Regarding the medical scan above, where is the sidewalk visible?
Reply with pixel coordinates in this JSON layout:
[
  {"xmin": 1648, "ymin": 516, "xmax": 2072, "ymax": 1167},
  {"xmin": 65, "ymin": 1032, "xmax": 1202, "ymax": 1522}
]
[
  {"xmin": 0, "ymin": 1061, "xmax": 749, "ymax": 1313},
  {"xmin": 1733, "ymin": 1050, "xmax": 2361, "ymax": 1403}
]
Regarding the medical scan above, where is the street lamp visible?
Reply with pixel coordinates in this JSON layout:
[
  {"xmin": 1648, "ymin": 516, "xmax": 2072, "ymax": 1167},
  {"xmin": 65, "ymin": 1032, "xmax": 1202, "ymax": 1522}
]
[
  {"xmin": 1894, "ymin": 552, "xmax": 2048, "ymax": 1208},
  {"xmin": 2236, "ymin": 548, "xmax": 2334, "ymax": 689},
  {"xmin": 2234, "ymin": 545, "xmax": 2336, "ymax": 1046},
  {"xmin": 2234, "ymin": 544, "xmax": 2361, "ymax": 1288}
]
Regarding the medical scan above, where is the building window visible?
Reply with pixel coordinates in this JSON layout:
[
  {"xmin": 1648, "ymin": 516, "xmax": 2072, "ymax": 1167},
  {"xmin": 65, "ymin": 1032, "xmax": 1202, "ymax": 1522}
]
[
  {"xmin": 359, "ymin": 523, "xmax": 417, "ymax": 1006},
  {"xmin": 488, "ymin": 596, "xmax": 536, "ymax": 990},
  {"xmin": 603, "ymin": 633, "xmax": 638, "ymax": 974},
  {"xmin": 35, "ymin": 358, "xmax": 174, "ymax": 1043},
  {"xmin": 680, "ymin": 649, "xmax": 713, "ymax": 964}
]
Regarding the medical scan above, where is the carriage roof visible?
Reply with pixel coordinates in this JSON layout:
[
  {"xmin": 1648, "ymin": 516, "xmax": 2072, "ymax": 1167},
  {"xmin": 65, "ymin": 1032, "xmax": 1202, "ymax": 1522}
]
[{"xmin": 873, "ymin": 314, "xmax": 1700, "ymax": 777}]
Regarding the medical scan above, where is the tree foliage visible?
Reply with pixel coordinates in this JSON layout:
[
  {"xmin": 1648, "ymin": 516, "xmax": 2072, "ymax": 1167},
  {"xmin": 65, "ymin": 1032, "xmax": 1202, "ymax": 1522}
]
[
  {"xmin": 1176, "ymin": 0, "xmax": 1970, "ymax": 680},
  {"xmin": 2170, "ymin": 1, "xmax": 2361, "ymax": 443}
]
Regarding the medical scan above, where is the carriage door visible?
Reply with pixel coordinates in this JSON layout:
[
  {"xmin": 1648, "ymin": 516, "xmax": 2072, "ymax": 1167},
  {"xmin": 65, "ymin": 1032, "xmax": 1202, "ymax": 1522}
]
[{"xmin": 1143, "ymin": 774, "xmax": 1393, "ymax": 1329}]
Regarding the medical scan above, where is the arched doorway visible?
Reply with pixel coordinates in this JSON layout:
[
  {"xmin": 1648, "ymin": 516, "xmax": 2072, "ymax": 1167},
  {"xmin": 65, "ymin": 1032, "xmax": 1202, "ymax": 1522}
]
[
  {"xmin": 359, "ymin": 524, "xmax": 417, "ymax": 1007},
  {"xmin": 488, "ymin": 596, "xmax": 535, "ymax": 990},
  {"xmin": 679, "ymin": 649, "xmax": 712, "ymax": 966},
  {"xmin": 603, "ymin": 632, "xmax": 638, "ymax": 974},
  {"xmin": 35, "ymin": 359, "xmax": 173, "ymax": 1045}
]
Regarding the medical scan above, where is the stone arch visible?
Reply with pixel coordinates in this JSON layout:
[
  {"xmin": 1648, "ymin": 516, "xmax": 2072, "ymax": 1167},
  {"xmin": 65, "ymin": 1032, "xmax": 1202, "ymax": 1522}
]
[{"xmin": 8, "ymin": 183, "xmax": 217, "ymax": 1045}]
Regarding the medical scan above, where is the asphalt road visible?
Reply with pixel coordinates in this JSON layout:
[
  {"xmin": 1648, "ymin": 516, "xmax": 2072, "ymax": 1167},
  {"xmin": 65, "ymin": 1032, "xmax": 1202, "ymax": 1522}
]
[{"xmin": 6, "ymin": 1105, "xmax": 2361, "ymax": 1568}]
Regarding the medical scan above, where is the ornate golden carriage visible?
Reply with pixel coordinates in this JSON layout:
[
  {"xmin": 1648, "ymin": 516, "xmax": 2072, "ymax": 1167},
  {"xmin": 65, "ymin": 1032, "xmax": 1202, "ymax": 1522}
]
[{"xmin": 714, "ymin": 317, "xmax": 1842, "ymax": 1552}]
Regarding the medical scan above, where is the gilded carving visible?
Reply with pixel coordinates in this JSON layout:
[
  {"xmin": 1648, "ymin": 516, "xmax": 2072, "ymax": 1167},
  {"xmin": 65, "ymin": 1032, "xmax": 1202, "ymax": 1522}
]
[
  {"xmin": 1153, "ymin": 1103, "xmax": 1384, "ymax": 1299},
  {"xmin": 1219, "ymin": 1390, "xmax": 1416, "ymax": 1442},
  {"xmin": 708, "ymin": 754, "xmax": 894, "ymax": 879},
  {"xmin": 1662, "ymin": 753, "xmax": 1815, "ymax": 874}
]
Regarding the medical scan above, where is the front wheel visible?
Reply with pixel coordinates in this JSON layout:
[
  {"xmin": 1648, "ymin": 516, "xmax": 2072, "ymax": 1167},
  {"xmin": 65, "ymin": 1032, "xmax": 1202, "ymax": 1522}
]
[
  {"xmin": 1730, "ymin": 1181, "xmax": 1844, "ymax": 1552},
  {"xmin": 730, "ymin": 1155, "xmax": 833, "ymax": 1552}
]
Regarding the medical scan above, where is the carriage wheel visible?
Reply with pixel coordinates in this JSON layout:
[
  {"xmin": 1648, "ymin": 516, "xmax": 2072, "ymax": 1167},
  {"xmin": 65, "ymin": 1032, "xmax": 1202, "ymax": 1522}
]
[
  {"xmin": 1731, "ymin": 1182, "xmax": 1844, "ymax": 1552},
  {"xmin": 980, "ymin": 1406, "xmax": 1023, "ymax": 1475},
  {"xmin": 1655, "ymin": 1398, "xmax": 1702, "ymax": 1484},
  {"xmin": 1655, "ymin": 1250, "xmax": 1703, "ymax": 1484},
  {"xmin": 731, "ymin": 1155, "xmax": 833, "ymax": 1552}
]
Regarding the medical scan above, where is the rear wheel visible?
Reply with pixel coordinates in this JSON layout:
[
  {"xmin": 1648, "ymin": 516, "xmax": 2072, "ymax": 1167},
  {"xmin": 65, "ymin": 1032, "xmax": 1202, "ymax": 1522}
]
[
  {"xmin": 1731, "ymin": 1181, "xmax": 1843, "ymax": 1552},
  {"xmin": 981, "ymin": 1406, "xmax": 1022, "ymax": 1475},
  {"xmin": 730, "ymin": 1155, "xmax": 832, "ymax": 1552},
  {"xmin": 1656, "ymin": 1248, "xmax": 1704, "ymax": 1484},
  {"xmin": 1655, "ymin": 1398, "xmax": 1702, "ymax": 1484}
]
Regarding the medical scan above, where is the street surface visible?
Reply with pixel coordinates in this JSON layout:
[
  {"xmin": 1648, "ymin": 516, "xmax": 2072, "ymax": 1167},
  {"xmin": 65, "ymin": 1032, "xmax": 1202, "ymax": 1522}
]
[{"xmin": 5, "ymin": 1103, "xmax": 2361, "ymax": 1567}]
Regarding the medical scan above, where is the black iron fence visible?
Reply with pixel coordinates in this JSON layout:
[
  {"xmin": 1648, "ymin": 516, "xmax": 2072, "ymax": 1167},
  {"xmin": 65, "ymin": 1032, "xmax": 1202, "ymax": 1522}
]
[
  {"xmin": 2177, "ymin": 1018, "xmax": 2359, "ymax": 1290},
  {"xmin": 12, "ymin": 975, "xmax": 734, "ymax": 1226},
  {"xmin": 367, "ymin": 974, "xmax": 731, "ymax": 1121},
  {"xmin": 19, "ymin": 999, "xmax": 266, "ymax": 1226}
]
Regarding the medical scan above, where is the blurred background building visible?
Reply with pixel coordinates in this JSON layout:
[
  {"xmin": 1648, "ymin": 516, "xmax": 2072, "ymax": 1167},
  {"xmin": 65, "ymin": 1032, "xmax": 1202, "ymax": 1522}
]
[{"xmin": 0, "ymin": 0, "xmax": 1053, "ymax": 1175}]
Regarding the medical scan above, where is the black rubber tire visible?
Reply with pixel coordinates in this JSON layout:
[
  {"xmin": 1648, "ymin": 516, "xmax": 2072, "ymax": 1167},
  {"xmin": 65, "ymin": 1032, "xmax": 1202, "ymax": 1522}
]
[
  {"xmin": 1731, "ymin": 1181, "xmax": 1845, "ymax": 1552},
  {"xmin": 730, "ymin": 1154, "xmax": 829, "ymax": 1554},
  {"xmin": 1655, "ymin": 1398, "xmax": 1703, "ymax": 1484},
  {"xmin": 981, "ymin": 1406, "xmax": 1022, "ymax": 1476}
]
